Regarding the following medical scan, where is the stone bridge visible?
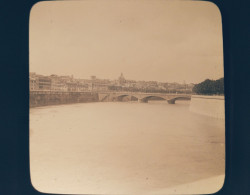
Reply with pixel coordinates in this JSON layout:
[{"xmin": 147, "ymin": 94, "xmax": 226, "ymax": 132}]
[{"xmin": 98, "ymin": 92, "xmax": 191, "ymax": 104}]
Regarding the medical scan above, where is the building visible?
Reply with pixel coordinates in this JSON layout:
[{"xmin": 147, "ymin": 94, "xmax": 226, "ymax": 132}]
[
  {"xmin": 29, "ymin": 72, "xmax": 38, "ymax": 91},
  {"xmin": 29, "ymin": 77, "xmax": 38, "ymax": 91},
  {"xmin": 89, "ymin": 76, "xmax": 109, "ymax": 91},
  {"xmin": 37, "ymin": 76, "xmax": 51, "ymax": 90},
  {"xmin": 50, "ymin": 74, "xmax": 67, "ymax": 91},
  {"xmin": 59, "ymin": 75, "xmax": 73, "ymax": 83},
  {"xmin": 76, "ymin": 83, "xmax": 89, "ymax": 92},
  {"xmin": 66, "ymin": 82, "xmax": 77, "ymax": 92}
]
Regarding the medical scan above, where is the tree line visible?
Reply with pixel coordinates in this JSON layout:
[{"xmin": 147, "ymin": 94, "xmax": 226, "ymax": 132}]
[{"xmin": 192, "ymin": 78, "xmax": 224, "ymax": 95}]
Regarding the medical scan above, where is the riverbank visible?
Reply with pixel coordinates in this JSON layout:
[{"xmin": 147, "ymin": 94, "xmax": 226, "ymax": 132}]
[{"xmin": 190, "ymin": 95, "xmax": 225, "ymax": 119}]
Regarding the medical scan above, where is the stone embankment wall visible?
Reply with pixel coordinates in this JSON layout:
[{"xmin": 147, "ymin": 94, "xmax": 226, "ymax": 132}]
[
  {"xmin": 189, "ymin": 95, "xmax": 225, "ymax": 119},
  {"xmin": 30, "ymin": 91, "xmax": 99, "ymax": 107}
]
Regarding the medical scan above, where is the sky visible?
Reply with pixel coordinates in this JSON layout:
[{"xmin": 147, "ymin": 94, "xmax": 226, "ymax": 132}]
[{"xmin": 29, "ymin": 0, "xmax": 223, "ymax": 84}]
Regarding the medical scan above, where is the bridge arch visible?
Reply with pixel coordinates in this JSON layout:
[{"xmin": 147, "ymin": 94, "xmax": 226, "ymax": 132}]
[
  {"xmin": 140, "ymin": 96, "xmax": 167, "ymax": 103},
  {"xmin": 117, "ymin": 94, "xmax": 138, "ymax": 101},
  {"xmin": 167, "ymin": 96, "xmax": 191, "ymax": 104}
]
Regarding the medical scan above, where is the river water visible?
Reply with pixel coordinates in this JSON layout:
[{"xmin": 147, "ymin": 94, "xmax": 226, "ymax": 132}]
[{"xmin": 30, "ymin": 101, "xmax": 225, "ymax": 194}]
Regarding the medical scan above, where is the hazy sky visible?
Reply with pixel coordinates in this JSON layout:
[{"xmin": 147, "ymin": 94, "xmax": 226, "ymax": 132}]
[{"xmin": 29, "ymin": 0, "xmax": 223, "ymax": 84}]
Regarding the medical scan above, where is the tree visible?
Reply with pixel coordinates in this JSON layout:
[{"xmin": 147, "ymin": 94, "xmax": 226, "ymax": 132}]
[{"xmin": 193, "ymin": 78, "xmax": 224, "ymax": 95}]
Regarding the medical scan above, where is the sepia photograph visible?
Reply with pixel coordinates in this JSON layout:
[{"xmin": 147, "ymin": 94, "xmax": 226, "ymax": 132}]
[{"xmin": 29, "ymin": 0, "xmax": 225, "ymax": 194}]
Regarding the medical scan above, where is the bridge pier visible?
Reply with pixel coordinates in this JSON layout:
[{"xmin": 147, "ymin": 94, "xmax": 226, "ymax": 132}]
[
  {"xmin": 138, "ymin": 99, "xmax": 148, "ymax": 103},
  {"xmin": 167, "ymin": 99, "xmax": 175, "ymax": 104}
]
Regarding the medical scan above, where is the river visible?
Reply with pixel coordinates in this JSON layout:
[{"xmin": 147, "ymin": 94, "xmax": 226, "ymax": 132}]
[{"xmin": 30, "ymin": 101, "xmax": 225, "ymax": 194}]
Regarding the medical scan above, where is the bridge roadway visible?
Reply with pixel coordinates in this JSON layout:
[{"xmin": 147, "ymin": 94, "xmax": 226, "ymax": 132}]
[{"xmin": 98, "ymin": 91, "xmax": 191, "ymax": 104}]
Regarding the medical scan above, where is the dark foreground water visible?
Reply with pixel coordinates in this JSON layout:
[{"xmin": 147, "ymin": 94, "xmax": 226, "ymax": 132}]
[{"xmin": 30, "ymin": 101, "xmax": 225, "ymax": 194}]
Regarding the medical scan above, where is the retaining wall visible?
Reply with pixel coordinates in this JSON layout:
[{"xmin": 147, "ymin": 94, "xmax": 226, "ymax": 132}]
[
  {"xmin": 30, "ymin": 91, "xmax": 99, "ymax": 107},
  {"xmin": 189, "ymin": 95, "xmax": 225, "ymax": 119}
]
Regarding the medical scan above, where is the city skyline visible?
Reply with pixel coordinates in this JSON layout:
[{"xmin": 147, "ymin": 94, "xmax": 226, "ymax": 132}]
[
  {"xmin": 30, "ymin": 0, "xmax": 223, "ymax": 84},
  {"xmin": 30, "ymin": 71, "xmax": 222, "ymax": 85}
]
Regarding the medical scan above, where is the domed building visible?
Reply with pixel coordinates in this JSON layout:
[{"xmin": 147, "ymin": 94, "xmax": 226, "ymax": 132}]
[{"xmin": 118, "ymin": 73, "xmax": 126, "ymax": 85}]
